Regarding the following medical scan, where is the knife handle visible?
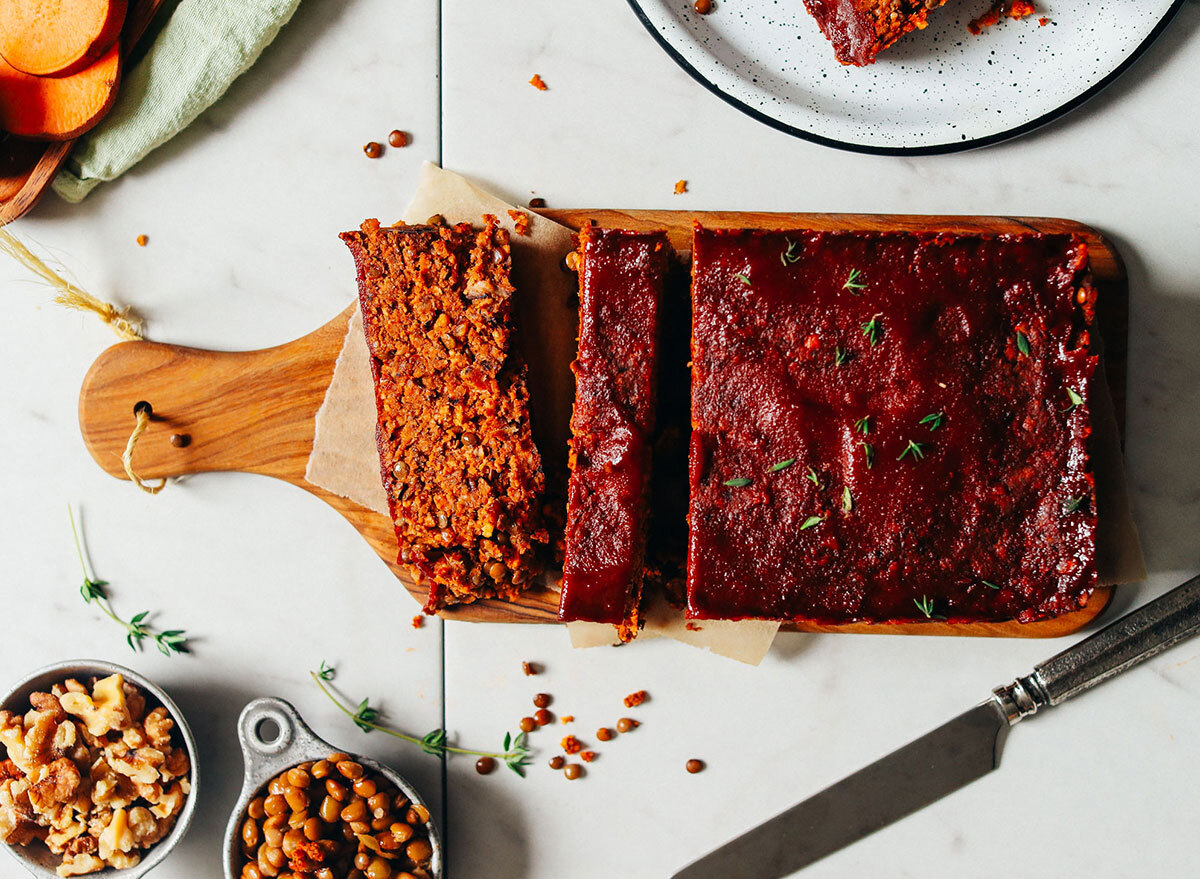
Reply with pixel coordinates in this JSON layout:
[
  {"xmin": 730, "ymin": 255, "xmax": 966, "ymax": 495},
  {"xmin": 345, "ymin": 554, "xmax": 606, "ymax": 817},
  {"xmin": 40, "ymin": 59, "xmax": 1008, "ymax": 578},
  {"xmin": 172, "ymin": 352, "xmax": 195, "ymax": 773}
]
[{"xmin": 996, "ymin": 573, "xmax": 1200, "ymax": 722}]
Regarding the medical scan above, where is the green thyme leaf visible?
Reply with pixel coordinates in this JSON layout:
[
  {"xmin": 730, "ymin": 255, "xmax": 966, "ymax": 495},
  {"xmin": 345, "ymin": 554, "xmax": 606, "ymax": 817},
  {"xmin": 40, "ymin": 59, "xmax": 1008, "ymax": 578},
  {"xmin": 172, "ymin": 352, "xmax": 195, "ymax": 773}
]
[
  {"xmin": 897, "ymin": 440, "xmax": 927, "ymax": 462},
  {"xmin": 914, "ymin": 595, "xmax": 934, "ymax": 618},
  {"xmin": 1064, "ymin": 496, "xmax": 1085, "ymax": 513},
  {"xmin": 1067, "ymin": 387, "xmax": 1083, "ymax": 409},
  {"xmin": 800, "ymin": 516, "xmax": 824, "ymax": 531},
  {"xmin": 771, "ymin": 459, "xmax": 796, "ymax": 472},
  {"xmin": 806, "ymin": 467, "xmax": 821, "ymax": 488},
  {"xmin": 723, "ymin": 477, "xmax": 752, "ymax": 487},
  {"xmin": 982, "ymin": 580, "xmax": 1000, "ymax": 590},
  {"xmin": 834, "ymin": 346, "xmax": 849, "ymax": 365},
  {"xmin": 843, "ymin": 268, "xmax": 866, "ymax": 293},
  {"xmin": 860, "ymin": 441, "xmax": 874, "ymax": 469},
  {"xmin": 781, "ymin": 238, "xmax": 801, "ymax": 266},
  {"xmin": 735, "ymin": 273, "xmax": 752, "ymax": 286},
  {"xmin": 854, "ymin": 415, "xmax": 871, "ymax": 435},
  {"xmin": 1016, "ymin": 331, "xmax": 1031, "ymax": 357},
  {"xmin": 316, "ymin": 661, "xmax": 336, "ymax": 681},
  {"xmin": 842, "ymin": 486, "xmax": 852, "ymax": 513},
  {"xmin": 920, "ymin": 412, "xmax": 945, "ymax": 431},
  {"xmin": 861, "ymin": 313, "xmax": 882, "ymax": 346}
]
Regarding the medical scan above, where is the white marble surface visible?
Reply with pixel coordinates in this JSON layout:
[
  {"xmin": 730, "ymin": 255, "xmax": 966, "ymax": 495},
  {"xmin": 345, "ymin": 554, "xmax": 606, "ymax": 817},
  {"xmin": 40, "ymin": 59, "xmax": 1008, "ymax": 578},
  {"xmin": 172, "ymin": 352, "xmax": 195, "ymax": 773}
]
[{"xmin": 3, "ymin": 0, "xmax": 1200, "ymax": 877}]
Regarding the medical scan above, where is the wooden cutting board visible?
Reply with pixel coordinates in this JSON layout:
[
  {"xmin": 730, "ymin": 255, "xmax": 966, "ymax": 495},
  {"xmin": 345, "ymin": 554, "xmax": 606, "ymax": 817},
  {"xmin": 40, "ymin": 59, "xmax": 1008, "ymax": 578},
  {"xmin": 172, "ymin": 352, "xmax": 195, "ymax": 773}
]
[{"xmin": 78, "ymin": 211, "xmax": 1126, "ymax": 637}]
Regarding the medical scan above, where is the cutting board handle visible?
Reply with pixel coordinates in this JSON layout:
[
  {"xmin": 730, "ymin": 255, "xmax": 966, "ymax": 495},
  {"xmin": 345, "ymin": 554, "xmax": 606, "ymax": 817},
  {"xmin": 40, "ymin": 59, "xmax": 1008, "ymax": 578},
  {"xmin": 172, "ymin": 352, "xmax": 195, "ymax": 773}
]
[{"xmin": 78, "ymin": 313, "xmax": 350, "ymax": 485}]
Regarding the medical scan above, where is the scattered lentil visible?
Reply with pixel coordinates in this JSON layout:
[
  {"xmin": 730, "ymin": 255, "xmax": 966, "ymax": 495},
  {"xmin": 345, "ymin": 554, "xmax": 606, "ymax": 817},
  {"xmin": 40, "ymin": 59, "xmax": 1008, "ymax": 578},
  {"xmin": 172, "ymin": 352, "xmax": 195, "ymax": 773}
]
[
  {"xmin": 674, "ymin": 180, "xmax": 688, "ymax": 195},
  {"xmin": 548, "ymin": 756, "xmax": 565, "ymax": 770},
  {"xmin": 522, "ymin": 661, "xmax": 538, "ymax": 676},
  {"xmin": 580, "ymin": 751, "xmax": 596, "ymax": 763},
  {"xmin": 519, "ymin": 716, "xmax": 536, "ymax": 733},
  {"xmin": 561, "ymin": 735, "xmax": 582, "ymax": 755},
  {"xmin": 694, "ymin": 0, "xmax": 713, "ymax": 12},
  {"xmin": 136, "ymin": 234, "xmax": 148, "ymax": 246},
  {"xmin": 616, "ymin": 718, "xmax": 638, "ymax": 733},
  {"xmin": 363, "ymin": 141, "xmax": 382, "ymax": 159},
  {"xmin": 169, "ymin": 433, "xmax": 190, "ymax": 448},
  {"xmin": 533, "ymin": 708, "xmax": 553, "ymax": 726},
  {"xmin": 686, "ymin": 759, "xmax": 706, "ymax": 774},
  {"xmin": 475, "ymin": 757, "xmax": 496, "ymax": 775},
  {"xmin": 529, "ymin": 197, "xmax": 546, "ymax": 208},
  {"xmin": 596, "ymin": 727, "xmax": 613, "ymax": 742},
  {"xmin": 388, "ymin": 129, "xmax": 409, "ymax": 148},
  {"xmin": 563, "ymin": 764, "xmax": 582, "ymax": 781},
  {"xmin": 529, "ymin": 74, "xmax": 548, "ymax": 91},
  {"xmin": 533, "ymin": 693, "xmax": 551, "ymax": 709},
  {"xmin": 624, "ymin": 690, "xmax": 648, "ymax": 708}
]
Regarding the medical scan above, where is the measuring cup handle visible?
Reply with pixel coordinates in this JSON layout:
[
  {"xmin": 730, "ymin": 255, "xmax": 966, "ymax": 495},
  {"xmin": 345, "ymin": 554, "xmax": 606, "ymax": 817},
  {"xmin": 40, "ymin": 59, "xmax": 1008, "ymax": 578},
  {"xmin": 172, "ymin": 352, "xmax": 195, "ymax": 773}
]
[{"xmin": 236, "ymin": 698, "xmax": 322, "ymax": 782}]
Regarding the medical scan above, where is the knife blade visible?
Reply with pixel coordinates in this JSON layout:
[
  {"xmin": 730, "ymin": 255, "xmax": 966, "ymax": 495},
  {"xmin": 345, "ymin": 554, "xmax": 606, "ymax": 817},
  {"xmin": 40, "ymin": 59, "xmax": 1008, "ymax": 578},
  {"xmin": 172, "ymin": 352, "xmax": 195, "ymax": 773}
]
[{"xmin": 674, "ymin": 572, "xmax": 1200, "ymax": 879}]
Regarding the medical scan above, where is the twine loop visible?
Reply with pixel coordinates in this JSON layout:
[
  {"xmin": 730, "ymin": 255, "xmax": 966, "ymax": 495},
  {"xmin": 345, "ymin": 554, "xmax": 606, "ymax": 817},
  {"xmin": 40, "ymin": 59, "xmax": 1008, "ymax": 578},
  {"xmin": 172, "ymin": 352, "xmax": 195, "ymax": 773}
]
[{"xmin": 122, "ymin": 402, "xmax": 166, "ymax": 495}]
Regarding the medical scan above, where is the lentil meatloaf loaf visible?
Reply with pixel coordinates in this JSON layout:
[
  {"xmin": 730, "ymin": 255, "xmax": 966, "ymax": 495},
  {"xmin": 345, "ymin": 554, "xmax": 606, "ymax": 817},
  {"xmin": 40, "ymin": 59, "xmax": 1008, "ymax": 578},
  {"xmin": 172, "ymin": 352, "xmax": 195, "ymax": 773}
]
[
  {"xmin": 558, "ymin": 226, "xmax": 672, "ymax": 640},
  {"xmin": 686, "ymin": 226, "xmax": 1099, "ymax": 625},
  {"xmin": 341, "ymin": 216, "xmax": 547, "ymax": 613},
  {"xmin": 803, "ymin": 0, "xmax": 949, "ymax": 66}
]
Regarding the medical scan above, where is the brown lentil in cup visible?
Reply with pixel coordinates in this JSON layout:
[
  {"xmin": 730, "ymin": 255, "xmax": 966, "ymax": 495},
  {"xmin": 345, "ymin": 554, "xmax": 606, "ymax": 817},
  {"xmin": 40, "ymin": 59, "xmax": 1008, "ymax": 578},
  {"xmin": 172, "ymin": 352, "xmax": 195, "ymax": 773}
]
[{"xmin": 236, "ymin": 754, "xmax": 435, "ymax": 879}]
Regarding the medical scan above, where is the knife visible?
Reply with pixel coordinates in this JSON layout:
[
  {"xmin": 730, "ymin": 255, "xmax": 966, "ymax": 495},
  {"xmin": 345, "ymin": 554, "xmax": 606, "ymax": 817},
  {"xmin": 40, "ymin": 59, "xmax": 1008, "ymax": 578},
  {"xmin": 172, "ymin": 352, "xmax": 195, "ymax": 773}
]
[{"xmin": 674, "ymin": 572, "xmax": 1200, "ymax": 879}]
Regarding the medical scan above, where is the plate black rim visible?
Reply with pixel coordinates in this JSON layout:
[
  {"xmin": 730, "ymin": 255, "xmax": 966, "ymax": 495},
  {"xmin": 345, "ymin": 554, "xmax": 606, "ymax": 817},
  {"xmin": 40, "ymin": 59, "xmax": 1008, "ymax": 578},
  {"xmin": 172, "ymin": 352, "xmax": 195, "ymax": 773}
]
[{"xmin": 626, "ymin": 0, "xmax": 1187, "ymax": 156}]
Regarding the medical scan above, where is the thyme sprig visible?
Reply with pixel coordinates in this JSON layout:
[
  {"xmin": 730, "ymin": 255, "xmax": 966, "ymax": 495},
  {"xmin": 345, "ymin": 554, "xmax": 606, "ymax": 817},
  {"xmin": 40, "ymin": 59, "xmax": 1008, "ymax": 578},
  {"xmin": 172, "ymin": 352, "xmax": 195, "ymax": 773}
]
[
  {"xmin": 781, "ymin": 238, "xmax": 801, "ymax": 266},
  {"xmin": 914, "ymin": 595, "xmax": 935, "ymax": 618},
  {"xmin": 800, "ymin": 515, "xmax": 824, "ymax": 531},
  {"xmin": 69, "ymin": 507, "xmax": 188, "ymax": 656},
  {"xmin": 897, "ymin": 440, "xmax": 927, "ymax": 462},
  {"xmin": 771, "ymin": 459, "xmax": 796, "ymax": 472},
  {"xmin": 834, "ymin": 346, "xmax": 849, "ymax": 366},
  {"xmin": 311, "ymin": 666, "xmax": 533, "ymax": 776},
  {"xmin": 806, "ymin": 467, "xmax": 822, "ymax": 488},
  {"xmin": 854, "ymin": 415, "xmax": 871, "ymax": 435},
  {"xmin": 843, "ymin": 269, "xmax": 866, "ymax": 293},
  {"xmin": 919, "ymin": 412, "xmax": 944, "ymax": 431},
  {"xmin": 860, "ymin": 441, "xmax": 874, "ymax": 469},
  {"xmin": 861, "ymin": 313, "xmax": 882, "ymax": 347},
  {"xmin": 1064, "ymin": 496, "xmax": 1086, "ymax": 513},
  {"xmin": 723, "ymin": 477, "xmax": 752, "ymax": 488}
]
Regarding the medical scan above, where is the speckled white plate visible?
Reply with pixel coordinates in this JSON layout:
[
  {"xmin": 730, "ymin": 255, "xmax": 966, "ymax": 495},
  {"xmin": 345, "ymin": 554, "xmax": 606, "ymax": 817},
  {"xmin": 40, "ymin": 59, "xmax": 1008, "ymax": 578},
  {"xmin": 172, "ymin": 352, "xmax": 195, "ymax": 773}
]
[{"xmin": 627, "ymin": 0, "xmax": 1184, "ymax": 154}]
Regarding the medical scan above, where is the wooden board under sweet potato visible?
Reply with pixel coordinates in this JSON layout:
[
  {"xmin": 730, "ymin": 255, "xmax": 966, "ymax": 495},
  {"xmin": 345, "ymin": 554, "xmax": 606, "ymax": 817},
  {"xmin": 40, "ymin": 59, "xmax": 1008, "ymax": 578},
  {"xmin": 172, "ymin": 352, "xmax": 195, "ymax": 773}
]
[
  {"xmin": 77, "ymin": 211, "xmax": 1126, "ymax": 637},
  {"xmin": 0, "ymin": 0, "xmax": 163, "ymax": 225}
]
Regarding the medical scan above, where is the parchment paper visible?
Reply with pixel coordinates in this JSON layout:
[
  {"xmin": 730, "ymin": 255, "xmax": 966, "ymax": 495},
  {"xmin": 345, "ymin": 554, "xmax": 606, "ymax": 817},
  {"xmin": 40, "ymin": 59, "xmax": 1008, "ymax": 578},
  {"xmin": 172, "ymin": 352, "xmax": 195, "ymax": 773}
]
[
  {"xmin": 306, "ymin": 163, "xmax": 778, "ymax": 662},
  {"xmin": 306, "ymin": 163, "xmax": 1142, "ymax": 666}
]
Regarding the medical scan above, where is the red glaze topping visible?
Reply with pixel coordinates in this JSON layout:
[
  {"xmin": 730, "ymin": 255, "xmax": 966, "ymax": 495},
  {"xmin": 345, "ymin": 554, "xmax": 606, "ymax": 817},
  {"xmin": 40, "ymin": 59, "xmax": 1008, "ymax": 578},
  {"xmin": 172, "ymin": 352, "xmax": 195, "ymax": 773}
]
[
  {"xmin": 686, "ymin": 227, "xmax": 1098, "ymax": 624},
  {"xmin": 560, "ymin": 227, "xmax": 671, "ymax": 635},
  {"xmin": 802, "ymin": 0, "xmax": 949, "ymax": 66}
]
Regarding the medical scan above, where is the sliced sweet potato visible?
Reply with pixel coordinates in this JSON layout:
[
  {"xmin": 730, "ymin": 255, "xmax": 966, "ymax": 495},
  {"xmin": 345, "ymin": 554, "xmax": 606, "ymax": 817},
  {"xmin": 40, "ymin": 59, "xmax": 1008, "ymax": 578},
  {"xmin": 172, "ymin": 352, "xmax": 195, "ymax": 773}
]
[
  {"xmin": 0, "ymin": 0, "xmax": 127, "ymax": 77},
  {"xmin": 0, "ymin": 41, "xmax": 120, "ymax": 140}
]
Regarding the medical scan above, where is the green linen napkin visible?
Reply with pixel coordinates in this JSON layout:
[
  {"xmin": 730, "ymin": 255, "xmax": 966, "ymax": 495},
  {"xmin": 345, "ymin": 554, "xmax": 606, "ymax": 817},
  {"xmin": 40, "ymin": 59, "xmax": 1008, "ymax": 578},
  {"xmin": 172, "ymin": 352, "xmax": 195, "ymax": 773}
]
[{"xmin": 52, "ymin": 0, "xmax": 301, "ymax": 203}]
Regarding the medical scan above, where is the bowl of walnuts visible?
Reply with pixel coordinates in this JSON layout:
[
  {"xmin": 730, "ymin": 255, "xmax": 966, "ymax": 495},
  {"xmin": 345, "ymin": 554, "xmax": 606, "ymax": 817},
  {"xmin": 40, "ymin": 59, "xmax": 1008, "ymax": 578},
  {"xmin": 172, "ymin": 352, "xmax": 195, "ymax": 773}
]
[{"xmin": 0, "ymin": 660, "xmax": 199, "ymax": 878}]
